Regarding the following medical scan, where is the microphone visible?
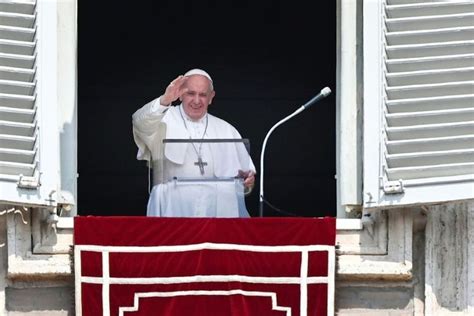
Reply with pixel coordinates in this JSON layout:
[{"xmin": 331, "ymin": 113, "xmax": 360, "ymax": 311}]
[
  {"xmin": 259, "ymin": 86, "xmax": 332, "ymax": 217},
  {"xmin": 302, "ymin": 87, "xmax": 332, "ymax": 110}
]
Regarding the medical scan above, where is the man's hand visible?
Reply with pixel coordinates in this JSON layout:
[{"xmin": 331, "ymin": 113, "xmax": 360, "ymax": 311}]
[
  {"xmin": 238, "ymin": 170, "xmax": 255, "ymax": 189},
  {"xmin": 160, "ymin": 75, "xmax": 188, "ymax": 106}
]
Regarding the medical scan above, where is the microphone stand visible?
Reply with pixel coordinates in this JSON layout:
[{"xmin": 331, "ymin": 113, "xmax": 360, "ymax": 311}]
[
  {"xmin": 259, "ymin": 107, "xmax": 304, "ymax": 217},
  {"xmin": 259, "ymin": 88, "xmax": 331, "ymax": 217}
]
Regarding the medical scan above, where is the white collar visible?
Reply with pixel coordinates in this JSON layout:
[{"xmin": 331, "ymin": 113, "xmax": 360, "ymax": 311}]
[{"xmin": 180, "ymin": 104, "xmax": 207, "ymax": 124}]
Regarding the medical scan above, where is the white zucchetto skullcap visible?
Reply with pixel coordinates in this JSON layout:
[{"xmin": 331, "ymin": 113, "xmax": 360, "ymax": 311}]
[{"xmin": 184, "ymin": 68, "xmax": 213, "ymax": 82}]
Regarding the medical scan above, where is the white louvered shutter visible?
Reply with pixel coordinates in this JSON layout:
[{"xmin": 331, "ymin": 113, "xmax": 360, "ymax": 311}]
[
  {"xmin": 0, "ymin": 0, "xmax": 60, "ymax": 207},
  {"xmin": 363, "ymin": 0, "xmax": 474, "ymax": 208}
]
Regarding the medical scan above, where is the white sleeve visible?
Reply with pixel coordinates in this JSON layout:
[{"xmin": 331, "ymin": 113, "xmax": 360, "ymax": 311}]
[
  {"xmin": 132, "ymin": 97, "xmax": 168, "ymax": 129},
  {"xmin": 132, "ymin": 97, "xmax": 169, "ymax": 161}
]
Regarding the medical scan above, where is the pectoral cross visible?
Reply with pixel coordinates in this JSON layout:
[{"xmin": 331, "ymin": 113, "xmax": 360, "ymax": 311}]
[{"xmin": 194, "ymin": 156, "xmax": 208, "ymax": 175}]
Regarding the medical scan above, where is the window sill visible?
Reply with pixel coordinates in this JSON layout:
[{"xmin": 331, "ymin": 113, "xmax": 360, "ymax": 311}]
[{"xmin": 336, "ymin": 218, "xmax": 362, "ymax": 230}]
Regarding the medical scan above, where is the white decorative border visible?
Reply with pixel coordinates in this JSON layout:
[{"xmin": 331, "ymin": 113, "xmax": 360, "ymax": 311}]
[
  {"xmin": 75, "ymin": 243, "xmax": 335, "ymax": 316},
  {"xmin": 118, "ymin": 290, "xmax": 292, "ymax": 316}
]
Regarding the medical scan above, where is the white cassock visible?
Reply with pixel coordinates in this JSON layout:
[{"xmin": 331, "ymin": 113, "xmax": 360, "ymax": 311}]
[{"xmin": 132, "ymin": 97, "xmax": 256, "ymax": 217}]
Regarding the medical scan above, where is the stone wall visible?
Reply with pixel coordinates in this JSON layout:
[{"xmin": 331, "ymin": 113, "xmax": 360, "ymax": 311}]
[
  {"xmin": 425, "ymin": 201, "xmax": 473, "ymax": 315},
  {"xmin": 1, "ymin": 205, "xmax": 73, "ymax": 315},
  {"xmin": 335, "ymin": 201, "xmax": 473, "ymax": 315}
]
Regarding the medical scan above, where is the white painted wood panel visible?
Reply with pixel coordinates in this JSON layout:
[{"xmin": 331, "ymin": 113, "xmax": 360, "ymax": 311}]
[{"xmin": 363, "ymin": 0, "xmax": 474, "ymax": 208}]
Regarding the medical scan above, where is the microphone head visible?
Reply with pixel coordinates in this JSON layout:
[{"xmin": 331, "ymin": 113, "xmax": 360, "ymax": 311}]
[{"xmin": 321, "ymin": 87, "xmax": 332, "ymax": 97}]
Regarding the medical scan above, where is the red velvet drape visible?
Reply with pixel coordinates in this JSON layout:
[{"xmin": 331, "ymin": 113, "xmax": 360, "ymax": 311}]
[{"xmin": 74, "ymin": 216, "xmax": 336, "ymax": 316}]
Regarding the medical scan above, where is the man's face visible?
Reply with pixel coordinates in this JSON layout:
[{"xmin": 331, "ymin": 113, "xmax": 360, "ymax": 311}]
[{"xmin": 180, "ymin": 75, "xmax": 215, "ymax": 121}]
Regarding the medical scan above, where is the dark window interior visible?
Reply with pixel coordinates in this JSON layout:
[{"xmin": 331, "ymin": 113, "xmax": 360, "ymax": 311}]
[{"xmin": 78, "ymin": 1, "xmax": 336, "ymax": 217}]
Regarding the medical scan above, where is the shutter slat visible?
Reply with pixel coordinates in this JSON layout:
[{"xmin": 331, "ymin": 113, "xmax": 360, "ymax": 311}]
[
  {"xmin": 386, "ymin": 67, "xmax": 474, "ymax": 86},
  {"xmin": 387, "ymin": 94, "xmax": 473, "ymax": 113},
  {"xmin": 0, "ymin": 2, "xmax": 35, "ymax": 15},
  {"xmin": 0, "ymin": 120, "xmax": 34, "ymax": 137},
  {"xmin": 386, "ymin": 13, "xmax": 474, "ymax": 32},
  {"xmin": 0, "ymin": 107, "xmax": 35, "ymax": 123},
  {"xmin": 387, "ymin": 162, "xmax": 474, "ymax": 180},
  {"xmin": 386, "ymin": 41, "xmax": 474, "ymax": 59},
  {"xmin": 0, "ymin": 52, "xmax": 35, "ymax": 68},
  {"xmin": 387, "ymin": 54, "xmax": 474, "ymax": 72},
  {"xmin": 0, "ymin": 79, "xmax": 35, "ymax": 95},
  {"xmin": 386, "ymin": 82, "xmax": 474, "ymax": 100},
  {"xmin": 386, "ymin": 108, "xmax": 474, "ymax": 126},
  {"xmin": 389, "ymin": 0, "xmax": 443, "ymax": 4},
  {"xmin": 0, "ymin": 38, "xmax": 36, "ymax": 55},
  {"xmin": 0, "ymin": 12, "xmax": 35, "ymax": 28},
  {"xmin": 0, "ymin": 148, "xmax": 35, "ymax": 164},
  {"xmin": 0, "ymin": 160, "xmax": 35, "ymax": 176},
  {"xmin": 387, "ymin": 121, "xmax": 474, "ymax": 140},
  {"xmin": 387, "ymin": 135, "xmax": 474, "ymax": 154},
  {"xmin": 386, "ymin": 2, "xmax": 474, "ymax": 19},
  {"xmin": 0, "ymin": 66, "xmax": 34, "ymax": 81},
  {"xmin": 387, "ymin": 27, "xmax": 474, "ymax": 45},
  {"xmin": 387, "ymin": 0, "xmax": 420, "ymax": 5},
  {"xmin": 387, "ymin": 149, "xmax": 474, "ymax": 168},
  {"xmin": 0, "ymin": 93, "xmax": 35, "ymax": 109},
  {"xmin": 0, "ymin": 25, "xmax": 35, "ymax": 42},
  {"xmin": 0, "ymin": 134, "xmax": 35, "ymax": 150}
]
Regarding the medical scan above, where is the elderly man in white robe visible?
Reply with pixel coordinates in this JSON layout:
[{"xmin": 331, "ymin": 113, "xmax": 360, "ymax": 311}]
[{"xmin": 133, "ymin": 69, "xmax": 256, "ymax": 217}]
